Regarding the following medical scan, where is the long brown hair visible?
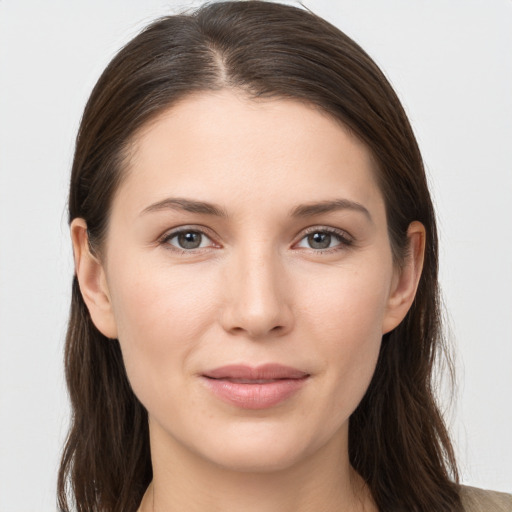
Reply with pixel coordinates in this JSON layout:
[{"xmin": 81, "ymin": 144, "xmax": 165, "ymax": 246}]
[{"xmin": 58, "ymin": 2, "xmax": 462, "ymax": 511}]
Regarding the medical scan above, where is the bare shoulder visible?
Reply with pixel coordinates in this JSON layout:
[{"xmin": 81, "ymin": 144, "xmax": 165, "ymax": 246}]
[{"xmin": 460, "ymin": 485, "xmax": 512, "ymax": 512}]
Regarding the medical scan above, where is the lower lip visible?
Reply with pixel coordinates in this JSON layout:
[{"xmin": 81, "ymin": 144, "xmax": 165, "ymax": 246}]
[{"xmin": 201, "ymin": 376, "xmax": 309, "ymax": 409}]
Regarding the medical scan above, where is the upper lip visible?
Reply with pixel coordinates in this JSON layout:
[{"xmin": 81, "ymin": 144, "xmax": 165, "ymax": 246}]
[{"xmin": 202, "ymin": 364, "xmax": 309, "ymax": 380}]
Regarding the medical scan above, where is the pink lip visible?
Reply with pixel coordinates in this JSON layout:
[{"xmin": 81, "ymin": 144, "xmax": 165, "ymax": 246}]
[{"xmin": 201, "ymin": 364, "xmax": 310, "ymax": 410}]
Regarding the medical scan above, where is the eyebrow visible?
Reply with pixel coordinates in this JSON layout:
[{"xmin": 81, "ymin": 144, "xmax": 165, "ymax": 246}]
[
  {"xmin": 141, "ymin": 197, "xmax": 372, "ymax": 222},
  {"xmin": 290, "ymin": 199, "xmax": 372, "ymax": 221},
  {"xmin": 141, "ymin": 197, "xmax": 228, "ymax": 217}
]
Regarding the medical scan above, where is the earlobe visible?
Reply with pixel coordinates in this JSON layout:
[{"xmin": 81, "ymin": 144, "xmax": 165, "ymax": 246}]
[
  {"xmin": 382, "ymin": 221, "xmax": 426, "ymax": 334},
  {"xmin": 70, "ymin": 219, "xmax": 118, "ymax": 339}
]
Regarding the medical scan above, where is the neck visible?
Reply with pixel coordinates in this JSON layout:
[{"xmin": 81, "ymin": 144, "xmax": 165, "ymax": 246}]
[{"xmin": 138, "ymin": 424, "xmax": 376, "ymax": 512}]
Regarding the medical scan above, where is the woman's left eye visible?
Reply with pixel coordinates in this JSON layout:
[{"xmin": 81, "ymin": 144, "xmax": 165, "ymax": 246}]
[
  {"xmin": 296, "ymin": 229, "xmax": 352, "ymax": 251},
  {"xmin": 162, "ymin": 229, "xmax": 214, "ymax": 251}
]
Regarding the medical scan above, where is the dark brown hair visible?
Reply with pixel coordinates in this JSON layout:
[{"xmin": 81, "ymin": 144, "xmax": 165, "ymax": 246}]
[{"xmin": 58, "ymin": 2, "xmax": 462, "ymax": 511}]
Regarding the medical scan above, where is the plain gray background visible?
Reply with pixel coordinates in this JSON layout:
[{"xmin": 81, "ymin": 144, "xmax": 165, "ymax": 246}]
[{"xmin": 1, "ymin": 1, "xmax": 511, "ymax": 510}]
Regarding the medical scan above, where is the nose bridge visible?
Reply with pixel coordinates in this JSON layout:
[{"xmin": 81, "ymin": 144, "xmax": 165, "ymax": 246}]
[{"xmin": 221, "ymin": 240, "xmax": 293, "ymax": 338}]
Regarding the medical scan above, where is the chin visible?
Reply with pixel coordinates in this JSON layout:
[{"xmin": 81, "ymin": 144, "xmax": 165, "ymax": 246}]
[
  {"xmin": 191, "ymin": 422, "xmax": 327, "ymax": 474},
  {"xmin": 206, "ymin": 445, "xmax": 307, "ymax": 473}
]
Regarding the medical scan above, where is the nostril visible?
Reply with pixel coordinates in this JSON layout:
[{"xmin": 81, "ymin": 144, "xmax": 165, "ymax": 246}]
[
  {"xmin": 227, "ymin": 323, "xmax": 287, "ymax": 338},
  {"xmin": 220, "ymin": 294, "xmax": 294, "ymax": 338}
]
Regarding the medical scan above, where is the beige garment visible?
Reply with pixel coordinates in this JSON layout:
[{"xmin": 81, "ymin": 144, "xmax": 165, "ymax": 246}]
[{"xmin": 460, "ymin": 486, "xmax": 512, "ymax": 512}]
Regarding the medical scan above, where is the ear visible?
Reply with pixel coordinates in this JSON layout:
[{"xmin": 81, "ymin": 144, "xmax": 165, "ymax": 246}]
[
  {"xmin": 70, "ymin": 218, "xmax": 118, "ymax": 339},
  {"xmin": 382, "ymin": 221, "xmax": 426, "ymax": 334}
]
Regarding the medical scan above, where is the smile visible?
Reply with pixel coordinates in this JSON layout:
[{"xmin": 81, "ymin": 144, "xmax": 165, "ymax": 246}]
[{"xmin": 201, "ymin": 364, "xmax": 310, "ymax": 410}]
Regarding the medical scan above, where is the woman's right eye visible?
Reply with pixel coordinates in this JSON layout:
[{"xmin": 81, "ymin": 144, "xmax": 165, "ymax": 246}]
[{"xmin": 162, "ymin": 229, "xmax": 214, "ymax": 251}]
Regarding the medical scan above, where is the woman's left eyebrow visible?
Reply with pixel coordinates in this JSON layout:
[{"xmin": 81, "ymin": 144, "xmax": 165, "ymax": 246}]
[{"xmin": 290, "ymin": 199, "xmax": 373, "ymax": 223}]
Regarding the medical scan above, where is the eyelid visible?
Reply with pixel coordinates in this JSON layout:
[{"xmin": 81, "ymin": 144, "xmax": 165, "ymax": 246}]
[
  {"xmin": 157, "ymin": 224, "xmax": 354, "ymax": 254},
  {"xmin": 293, "ymin": 225, "xmax": 354, "ymax": 251},
  {"xmin": 159, "ymin": 225, "xmax": 220, "ymax": 252}
]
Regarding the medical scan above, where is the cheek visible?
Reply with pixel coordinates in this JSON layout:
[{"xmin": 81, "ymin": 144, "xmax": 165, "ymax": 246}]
[
  {"xmin": 110, "ymin": 257, "xmax": 218, "ymax": 339},
  {"xmin": 301, "ymin": 262, "xmax": 391, "ymax": 342},
  {"xmin": 106, "ymin": 257, "xmax": 220, "ymax": 402},
  {"xmin": 298, "ymin": 264, "xmax": 390, "ymax": 405}
]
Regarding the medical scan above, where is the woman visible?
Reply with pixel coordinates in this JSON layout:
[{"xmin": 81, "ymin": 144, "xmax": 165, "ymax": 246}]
[{"xmin": 57, "ymin": 2, "xmax": 512, "ymax": 511}]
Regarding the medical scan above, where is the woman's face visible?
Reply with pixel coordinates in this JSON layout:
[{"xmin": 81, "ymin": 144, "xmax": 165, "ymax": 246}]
[{"xmin": 75, "ymin": 90, "xmax": 420, "ymax": 472}]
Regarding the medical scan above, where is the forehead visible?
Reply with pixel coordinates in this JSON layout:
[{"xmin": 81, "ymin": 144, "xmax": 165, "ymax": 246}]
[{"xmin": 116, "ymin": 90, "xmax": 384, "ymax": 220}]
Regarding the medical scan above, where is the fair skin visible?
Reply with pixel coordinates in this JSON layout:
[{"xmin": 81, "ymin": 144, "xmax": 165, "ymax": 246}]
[{"xmin": 72, "ymin": 90, "xmax": 425, "ymax": 512}]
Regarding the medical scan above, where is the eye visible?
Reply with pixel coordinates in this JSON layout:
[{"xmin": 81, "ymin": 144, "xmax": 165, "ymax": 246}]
[
  {"xmin": 162, "ymin": 229, "xmax": 214, "ymax": 251},
  {"xmin": 296, "ymin": 228, "xmax": 353, "ymax": 251}
]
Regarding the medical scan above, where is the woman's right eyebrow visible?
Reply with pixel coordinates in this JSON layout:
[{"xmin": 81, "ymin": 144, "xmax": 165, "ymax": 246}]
[{"xmin": 140, "ymin": 197, "xmax": 228, "ymax": 217}]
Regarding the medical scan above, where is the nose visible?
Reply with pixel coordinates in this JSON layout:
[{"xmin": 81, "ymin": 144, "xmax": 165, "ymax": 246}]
[{"xmin": 220, "ymin": 246, "xmax": 294, "ymax": 339}]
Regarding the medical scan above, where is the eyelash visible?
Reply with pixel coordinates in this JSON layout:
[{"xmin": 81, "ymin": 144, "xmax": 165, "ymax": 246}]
[
  {"xmin": 159, "ymin": 226, "xmax": 218, "ymax": 255},
  {"xmin": 298, "ymin": 226, "xmax": 354, "ymax": 253},
  {"xmin": 159, "ymin": 226, "xmax": 354, "ymax": 255}
]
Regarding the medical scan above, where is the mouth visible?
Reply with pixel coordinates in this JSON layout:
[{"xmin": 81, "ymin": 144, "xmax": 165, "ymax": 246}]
[
  {"xmin": 203, "ymin": 363, "xmax": 309, "ymax": 380},
  {"xmin": 200, "ymin": 364, "xmax": 310, "ymax": 410}
]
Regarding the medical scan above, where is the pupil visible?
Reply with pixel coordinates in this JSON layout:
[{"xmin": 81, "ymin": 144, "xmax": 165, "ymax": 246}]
[
  {"xmin": 178, "ymin": 232, "xmax": 201, "ymax": 249},
  {"xmin": 309, "ymin": 232, "xmax": 331, "ymax": 249}
]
